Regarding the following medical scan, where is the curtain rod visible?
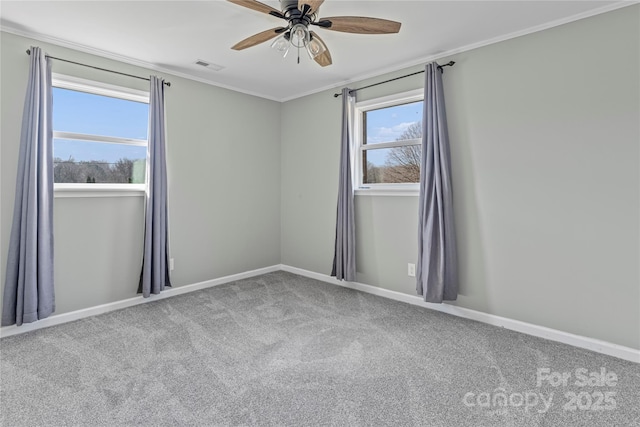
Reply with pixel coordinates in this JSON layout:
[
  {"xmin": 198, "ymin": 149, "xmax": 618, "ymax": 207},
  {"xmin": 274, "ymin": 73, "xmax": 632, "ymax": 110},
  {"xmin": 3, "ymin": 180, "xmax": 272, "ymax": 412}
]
[
  {"xmin": 26, "ymin": 49, "xmax": 171, "ymax": 87},
  {"xmin": 333, "ymin": 61, "xmax": 455, "ymax": 98}
]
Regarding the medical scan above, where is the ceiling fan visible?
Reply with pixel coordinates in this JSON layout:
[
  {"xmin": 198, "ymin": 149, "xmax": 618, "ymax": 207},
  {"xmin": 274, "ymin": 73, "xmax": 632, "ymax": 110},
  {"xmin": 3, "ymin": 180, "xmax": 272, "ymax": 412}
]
[{"xmin": 227, "ymin": 0, "xmax": 402, "ymax": 67}]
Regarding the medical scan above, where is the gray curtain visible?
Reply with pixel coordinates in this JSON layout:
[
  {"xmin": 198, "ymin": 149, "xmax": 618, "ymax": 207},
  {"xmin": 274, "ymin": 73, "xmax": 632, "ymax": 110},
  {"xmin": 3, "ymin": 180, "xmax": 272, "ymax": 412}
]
[
  {"xmin": 416, "ymin": 63, "xmax": 458, "ymax": 303},
  {"xmin": 331, "ymin": 88, "xmax": 356, "ymax": 281},
  {"xmin": 138, "ymin": 76, "xmax": 171, "ymax": 297},
  {"xmin": 2, "ymin": 47, "xmax": 55, "ymax": 326}
]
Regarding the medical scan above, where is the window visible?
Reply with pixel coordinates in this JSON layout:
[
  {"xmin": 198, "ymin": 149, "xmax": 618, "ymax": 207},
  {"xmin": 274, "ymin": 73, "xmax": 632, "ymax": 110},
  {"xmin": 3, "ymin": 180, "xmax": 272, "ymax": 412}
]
[
  {"xmin": 355, "ymin": 89, "xmax": 423, "ymax": 195},
  {"xmin": 52, "ymin": 74, "xmax": 149, "ymax": 195}
]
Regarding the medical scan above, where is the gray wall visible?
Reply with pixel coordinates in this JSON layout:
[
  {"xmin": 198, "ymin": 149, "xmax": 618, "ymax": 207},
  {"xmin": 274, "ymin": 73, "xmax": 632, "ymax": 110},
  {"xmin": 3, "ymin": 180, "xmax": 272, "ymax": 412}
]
[
  {"xmin": 2, "ymin": 6, "xmax": 638, "ymax": 350},
  {"xmin": 1, "ymin": 32, "xmax": 282, "ymax": 315},
  {"xmin": 281, "ymin": 6, "xmax": 640, "ymax": 349}
]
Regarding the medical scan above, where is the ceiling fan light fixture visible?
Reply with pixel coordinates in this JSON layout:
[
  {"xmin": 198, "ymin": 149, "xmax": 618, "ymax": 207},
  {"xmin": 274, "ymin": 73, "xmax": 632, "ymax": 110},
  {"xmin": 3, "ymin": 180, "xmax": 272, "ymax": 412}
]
[
  {"xmin": 289, "ymin": 23, "xmax": 309, "ymax": 48},
  {"xmin": 306, "ymin": 36, "xmax": 325, "ymax": 59},
  {"xmin": 227, "ymin": 0, "xmax": 401, "ymax": 67},
  {"xmin": 270, "ymin": 33, "xmax": 291, "ymax": 57}
]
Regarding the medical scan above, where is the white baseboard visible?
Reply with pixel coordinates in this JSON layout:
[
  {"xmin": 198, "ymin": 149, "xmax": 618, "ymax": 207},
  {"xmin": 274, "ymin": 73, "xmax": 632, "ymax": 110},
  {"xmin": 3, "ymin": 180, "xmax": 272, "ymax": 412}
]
[
  {"xmin": 0, "ymin": 264, "xmax": 280, "ymax": 339},
  {"xmin": 279, "ymin": 264, "xmax": 640, "ymax": 364},
  {"xmin": 3, "ymin": 263, "xmax": 638, "ymax": 364}
]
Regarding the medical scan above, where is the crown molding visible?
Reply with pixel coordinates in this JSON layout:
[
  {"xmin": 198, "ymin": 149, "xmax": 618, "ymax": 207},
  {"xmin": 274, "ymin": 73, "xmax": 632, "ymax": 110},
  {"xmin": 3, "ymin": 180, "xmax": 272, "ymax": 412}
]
[
  {"xmin": 1, "ymin": 1, "xmax": 636, "ymax": 103},
  {"xmin": 0, "ymin": 24, "xmax": 282, "ymax": 102},
  {"xmin": 279, "ymin": 0, "xmax": 638, "ymax": 102}
]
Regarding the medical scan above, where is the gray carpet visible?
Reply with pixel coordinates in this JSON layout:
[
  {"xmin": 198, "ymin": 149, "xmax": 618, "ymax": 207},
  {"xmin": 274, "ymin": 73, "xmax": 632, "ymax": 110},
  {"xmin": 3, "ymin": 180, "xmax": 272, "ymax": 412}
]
[{"xmin": 1, "ymin": 271, "xmax": 639, "ymax": 426}]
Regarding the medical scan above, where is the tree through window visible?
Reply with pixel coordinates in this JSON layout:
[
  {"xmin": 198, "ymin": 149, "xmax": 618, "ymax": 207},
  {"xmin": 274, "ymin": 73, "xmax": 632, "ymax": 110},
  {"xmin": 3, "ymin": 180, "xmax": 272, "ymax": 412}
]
[{"xmin": 358, "ymin": 91, "xmax": 423, "ymax": 188}]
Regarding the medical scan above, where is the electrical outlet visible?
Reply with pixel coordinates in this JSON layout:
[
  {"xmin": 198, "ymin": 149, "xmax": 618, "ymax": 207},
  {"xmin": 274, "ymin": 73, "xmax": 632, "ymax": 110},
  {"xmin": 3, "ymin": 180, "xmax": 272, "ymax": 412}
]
[
  {"xmin": 170, "ymin": 258, "xmax": 175, "ymax": 271},
  {"xmin": 408, "ymin": 263, "xmax": 416, "ymax": 277}
]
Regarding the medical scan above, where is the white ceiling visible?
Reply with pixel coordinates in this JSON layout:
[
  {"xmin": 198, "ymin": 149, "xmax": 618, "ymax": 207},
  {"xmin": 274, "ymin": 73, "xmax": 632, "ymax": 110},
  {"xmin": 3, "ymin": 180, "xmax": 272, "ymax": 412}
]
[{"xmin": 0, "ymin": 1, "xmax": 629, "ymax": 101}]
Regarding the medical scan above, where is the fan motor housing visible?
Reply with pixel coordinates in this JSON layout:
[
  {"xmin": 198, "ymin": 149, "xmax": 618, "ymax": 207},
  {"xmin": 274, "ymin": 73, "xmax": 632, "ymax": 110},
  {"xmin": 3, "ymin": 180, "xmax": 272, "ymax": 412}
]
[
  {"xmin": 280, "ymin": 0, "xmax": 300, "ymax": 13},
  {"xmin": 280, "ymin": 0, "xmax": 314, "ymax": 27}
]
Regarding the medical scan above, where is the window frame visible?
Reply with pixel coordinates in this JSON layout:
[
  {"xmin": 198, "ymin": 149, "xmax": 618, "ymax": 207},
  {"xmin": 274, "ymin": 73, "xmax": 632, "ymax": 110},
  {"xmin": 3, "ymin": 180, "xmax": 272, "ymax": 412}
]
[
  {"xmin": 51, "ymin": 74, "xmax": 150, "ymax": 198},
  {"xmin": 354, "ymin": 88, "xmax": 424, "ymax": 197}
]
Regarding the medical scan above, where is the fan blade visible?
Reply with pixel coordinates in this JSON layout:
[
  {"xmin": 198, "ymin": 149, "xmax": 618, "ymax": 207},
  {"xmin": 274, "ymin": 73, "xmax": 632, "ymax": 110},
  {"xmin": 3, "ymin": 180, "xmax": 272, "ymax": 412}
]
[
  {"xmin": 227, "ymin": 0, "xmax": 283, "ymax": 17},
  {"xmin": 310, "ymin": 31, "xmax": 332, "ymax": 67},
  {"xmin": 299, "ymin": 0, "xmax": 324, "ymax": 15},
  {"xmin": 318, "ymin": 16, "xmax": 401, "ymax": 34},
  {"xmin": 231, "ymin": 27, "xmax": 286, "ymax": 50}
]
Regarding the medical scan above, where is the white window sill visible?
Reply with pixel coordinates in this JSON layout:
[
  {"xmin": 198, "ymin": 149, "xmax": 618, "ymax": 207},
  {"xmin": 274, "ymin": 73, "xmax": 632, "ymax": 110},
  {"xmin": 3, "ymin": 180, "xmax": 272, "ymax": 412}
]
[
  {"xmin": 54, "ymin": 184, "xmax": 146, "ymax": 198},
  {"xmin": 355, "ymin": 187, "xmax": 419, "ymax": 197}
]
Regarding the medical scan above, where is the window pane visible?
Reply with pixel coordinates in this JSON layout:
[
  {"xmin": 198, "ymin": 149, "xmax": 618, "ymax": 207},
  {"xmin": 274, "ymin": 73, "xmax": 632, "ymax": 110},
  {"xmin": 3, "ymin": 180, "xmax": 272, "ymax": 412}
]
[
  {"xmin": 365, "ymin": 101, "xmax": 423, "ymax": 145},
  {"xmin": 53, "ymin": 87, "xmax": 149, "ymax": 140},
  {"xmin": 53, "ymin": 139, "xmax": 146, "ymax": 184},
  {"xmin": 363, "ymin": 145, "xmax": 421, "ymax": 184}
]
